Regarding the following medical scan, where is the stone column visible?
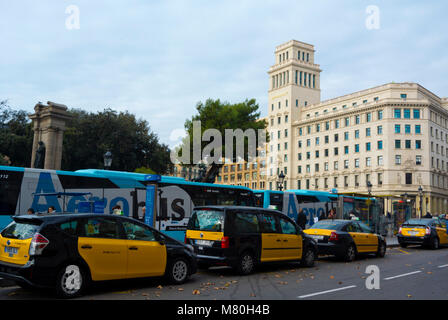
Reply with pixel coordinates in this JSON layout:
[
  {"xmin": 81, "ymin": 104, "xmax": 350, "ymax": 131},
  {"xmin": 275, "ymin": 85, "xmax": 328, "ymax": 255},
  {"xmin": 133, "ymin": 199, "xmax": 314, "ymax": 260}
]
[{"xmin": 29, "ymin": 101, "xmax": 72, "ymax": 170}]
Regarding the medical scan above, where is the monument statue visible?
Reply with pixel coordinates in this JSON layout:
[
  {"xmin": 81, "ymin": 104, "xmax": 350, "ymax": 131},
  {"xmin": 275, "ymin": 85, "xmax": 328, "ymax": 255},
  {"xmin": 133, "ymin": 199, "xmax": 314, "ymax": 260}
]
[{"xmin": 34, "ymin": 141, "xmax": 46, "ymax": 169}]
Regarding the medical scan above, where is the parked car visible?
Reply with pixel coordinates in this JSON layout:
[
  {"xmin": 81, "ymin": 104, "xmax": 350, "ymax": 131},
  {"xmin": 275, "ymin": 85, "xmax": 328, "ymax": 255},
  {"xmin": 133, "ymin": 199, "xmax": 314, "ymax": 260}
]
[
  {"xmin": 303, "ymin": 219, "xmax": 387, "ymax": 261},
  {"xmin": 0, "ymin": 213, "xmax": 197, "ymax": 298},
  {"xmin": 398, "ymin": 218, "xmax": 448, "ymax": 249},
  {"xmin": 185, "ymin": 206, "xmax": 317, "ymax": 275}
]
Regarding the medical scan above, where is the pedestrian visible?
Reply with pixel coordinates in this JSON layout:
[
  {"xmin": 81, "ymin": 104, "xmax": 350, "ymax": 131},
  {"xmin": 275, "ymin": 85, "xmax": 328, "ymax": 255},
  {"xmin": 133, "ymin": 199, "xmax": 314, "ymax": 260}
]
[
  {"xmin": 296, "ymin": 208, "xmax": 307, "ymax": 230},
  {"xmin": 112, "ymin": 205, "xmax": 123, "ymax": 216},
  {"xmin": 47, "ymin": 206, "xmax": 56, "ymax": 214},
  {"xmin": 27, "ymin": 208, "xmax": 35, "ymax": 215},
  {"xmin": 328, "ymin": 208, "xmax": 336, "ymax": 219}
]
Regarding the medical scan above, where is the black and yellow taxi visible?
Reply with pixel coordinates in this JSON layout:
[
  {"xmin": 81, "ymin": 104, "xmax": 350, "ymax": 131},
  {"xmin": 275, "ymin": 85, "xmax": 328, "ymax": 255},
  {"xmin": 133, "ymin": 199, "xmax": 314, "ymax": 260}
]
[
  {"xmin": 397, "ymin": 218, "xmax": 448, "ymax": 249},
  {"xmin": 185, "ymin": 206, "xmax": 317, "ymax": 275},
  {"xmin": 0, "ymin": 213, "xmax": 197, "ymax": 298},
  {"xmin": 303, "ymin": 219, "xmax": 387, "ymax": 262}
]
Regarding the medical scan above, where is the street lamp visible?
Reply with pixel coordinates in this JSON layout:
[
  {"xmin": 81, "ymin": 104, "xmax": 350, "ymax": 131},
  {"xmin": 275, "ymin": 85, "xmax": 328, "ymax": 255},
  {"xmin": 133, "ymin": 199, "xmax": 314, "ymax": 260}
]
[
  {"xmin": 366, "ymin": 181, "xmax": 372, "ymax": 225},
  {"xmin": 277, "ymin": 171, "xmax": 285, "ymax": 191},
  {"xmin": 418, "ymin": 186, "xmax": 423, "ymax": 218},
  {"xmin": 103, "ymin": 151, "xmax": 112, "ymax": 170}
]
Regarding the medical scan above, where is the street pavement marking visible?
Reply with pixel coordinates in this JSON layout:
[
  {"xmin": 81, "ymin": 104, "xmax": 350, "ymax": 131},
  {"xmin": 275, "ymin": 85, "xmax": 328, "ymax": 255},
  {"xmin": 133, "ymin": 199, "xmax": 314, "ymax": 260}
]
[
  {"xmin": 438, "ymin": 264, "xmax": 448, "ymax": 269},
  {"xmin": 384, "ymin": 271, "xmax": 422, "ymax": 281},
  {"xmin": 398, "ymin": 249, "xmax": 410, "ymax": 254},
  {"xmin": 297, "ymin": 285, "xmax": 357, "ymax": 299}
]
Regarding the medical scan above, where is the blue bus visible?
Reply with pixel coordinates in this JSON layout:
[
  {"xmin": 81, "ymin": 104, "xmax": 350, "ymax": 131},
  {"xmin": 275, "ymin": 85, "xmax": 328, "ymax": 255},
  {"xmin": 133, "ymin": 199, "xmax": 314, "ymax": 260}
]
[
  {"xmin": 0, "ymin": 165, "xmax": 255, "ymax": 241},
  {"xmin": 254, "ymin": 189, "xmax": 382, "ymax": 229},
  {"xmin": 254, "ymin": 190, "xmax": 338, "ymax": 226}
]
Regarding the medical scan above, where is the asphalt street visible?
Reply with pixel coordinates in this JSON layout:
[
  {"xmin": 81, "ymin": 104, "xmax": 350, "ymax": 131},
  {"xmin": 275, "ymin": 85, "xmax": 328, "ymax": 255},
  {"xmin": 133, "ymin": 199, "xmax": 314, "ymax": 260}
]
[{"xmin": 0, "ymin": 246, "xmax": 447, "ymax": 300}]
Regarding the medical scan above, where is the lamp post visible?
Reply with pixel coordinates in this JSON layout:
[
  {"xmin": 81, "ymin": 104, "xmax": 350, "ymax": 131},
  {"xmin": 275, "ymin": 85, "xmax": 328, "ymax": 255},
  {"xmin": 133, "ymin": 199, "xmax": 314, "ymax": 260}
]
[
  {"xmin": 418, "ymin": 186, "xmax": 423, "ymax": 218},
  {"xmin": 103, "ymin": 151, "xmax": 112, "ymax": 170},
  {"xmin": 366, "ymin": 181, "xmax": 372, "ymax": 225},
  {"xmin": 277, "ymin": 171, "xmax": 285, "ymax": 191}
]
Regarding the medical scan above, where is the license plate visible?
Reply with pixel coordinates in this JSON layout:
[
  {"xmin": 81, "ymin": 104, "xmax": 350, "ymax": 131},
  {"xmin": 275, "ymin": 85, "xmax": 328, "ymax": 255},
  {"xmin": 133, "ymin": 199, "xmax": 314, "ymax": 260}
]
[
  {"xmin": 4, "ymin": 246, "xmax": 18, "ymax": 255},
  {"xmin": 310, "ymin": 235, "xmax": 324, "ymax": 240},
  {"xmin": 195, "ymin": 239, "xmax": 213, "ymax": 246},
  {"xmin": 408, "ymin": 231, "xmax": 419, "ymax": 236}
]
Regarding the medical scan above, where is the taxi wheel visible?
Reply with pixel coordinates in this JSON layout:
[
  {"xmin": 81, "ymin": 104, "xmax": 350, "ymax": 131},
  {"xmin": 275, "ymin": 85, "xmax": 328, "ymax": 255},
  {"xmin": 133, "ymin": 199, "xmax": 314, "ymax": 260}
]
[
  {"xmin": 431, "ymin": 237, "xmax": 440, "ymax": 250},
  {"xmin": 344, "ymin": 244, "xmax": 356, "ymax": 262},
  {"xmin": 376, "ymin": 241, "xmax": 386, "ymax": 258},
  {"xmin": 300, "ymin": 248, "xmax": 315, "ymax": 267},
  {"xmin": 235, "ymin": 251, "xmax": 255, "ymax": 275},
  {"xmin": 166, "ymin": 258, "xmax": 190, "ymax": 284},
  {"xmin": 55, "ymin": 264, "xmax": 88, "ymax": 299}
]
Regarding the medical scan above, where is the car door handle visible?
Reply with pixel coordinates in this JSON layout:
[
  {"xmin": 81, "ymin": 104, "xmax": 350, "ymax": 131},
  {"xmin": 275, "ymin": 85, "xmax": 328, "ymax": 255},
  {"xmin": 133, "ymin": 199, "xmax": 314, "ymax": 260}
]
[
  {"xmin": 276, "ymin": 239, "xmax": 282, "ymax": 242},
  {"xmin": 283, "ymin": 240, "xmax": 288, "ymax": 242},
  {"xmin": 129, "ymin": 246, "xmax": 138, "ymax": 251},
  {"xmin": 81, "ymin": 245, "xmax": 92, "ymax": 249}
]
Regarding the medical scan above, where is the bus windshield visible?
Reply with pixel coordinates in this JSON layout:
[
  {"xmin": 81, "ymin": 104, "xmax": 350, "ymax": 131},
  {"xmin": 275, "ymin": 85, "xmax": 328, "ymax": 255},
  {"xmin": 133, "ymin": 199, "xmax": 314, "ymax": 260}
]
[{"xmin": 188, "ymin": 210, "xmax": 225, "ymax": 232}]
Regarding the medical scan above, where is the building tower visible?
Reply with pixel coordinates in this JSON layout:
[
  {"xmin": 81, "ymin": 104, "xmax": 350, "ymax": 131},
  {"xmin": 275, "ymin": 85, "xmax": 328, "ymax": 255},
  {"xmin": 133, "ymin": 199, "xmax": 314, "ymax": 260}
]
[{"xmin": 267, "ymin": 40, "xmax": 322, "ymax": 190}]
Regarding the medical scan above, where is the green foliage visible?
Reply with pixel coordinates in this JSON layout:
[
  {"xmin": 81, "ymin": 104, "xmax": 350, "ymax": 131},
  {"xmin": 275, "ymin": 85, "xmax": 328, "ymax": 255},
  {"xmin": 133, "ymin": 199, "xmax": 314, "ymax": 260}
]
[
  {"xmin": 134, "ymin": 166, "xmax": 156, "ymax": 174},
  {"xmin": 182, "ymin": 98, "xmax": 268, "ymax": 163},
  {"xmin": 0, "ymin": 100, "xmax": 33, "ymax": 167},
  {"xmin": 62, "ymin": 108, "xmax": 172, "ymax": 173}
]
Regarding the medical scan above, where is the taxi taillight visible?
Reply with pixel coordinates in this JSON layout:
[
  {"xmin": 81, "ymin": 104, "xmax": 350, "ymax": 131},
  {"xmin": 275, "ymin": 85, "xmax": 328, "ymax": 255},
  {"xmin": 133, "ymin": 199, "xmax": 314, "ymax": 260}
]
[
  {"xmin": 425, "ymin": 227, "xmax": 431, "ymax": 235},
  {"xmin": 398, "ymin": 227, "xmax": 402, "ymax": 234},
  {"xmin": 329, "ymin": 232, "xmax": 339, "ymax": 242},
  {"xmin": 221, "ymin": 236, "xmax": 230, "ymax": 249},
  {"xmin": 29, "ymin": 233, "xmax": 49, "ymax": 256}
]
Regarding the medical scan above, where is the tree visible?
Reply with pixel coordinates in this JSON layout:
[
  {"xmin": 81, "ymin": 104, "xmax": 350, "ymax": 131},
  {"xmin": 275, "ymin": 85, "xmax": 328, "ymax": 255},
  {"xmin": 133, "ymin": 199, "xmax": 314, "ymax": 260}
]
[
  {"xmin": 0, "ymin": 100, "xmax": 33, "ymax": 167},
  {"xmin": 62, "ymin": 108, "xmax": 172, "ymax": 173},
  {"xmin": 178, "ymin": 98, "xmax": 267, "ymax": 182}
]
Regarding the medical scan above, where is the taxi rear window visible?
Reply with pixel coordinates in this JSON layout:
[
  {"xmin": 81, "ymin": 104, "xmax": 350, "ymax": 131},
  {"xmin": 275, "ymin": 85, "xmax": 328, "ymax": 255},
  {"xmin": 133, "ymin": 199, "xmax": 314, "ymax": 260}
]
[
  {"xmin": 403, "ymin": 219, "xmax": 432, "ymax": 227},
  {"xmin": 1, "ymin": 221, "xmax": 40, "ymax": 240},
  {"xmin": 310, "ymin": 220, "xmax": 344, "ymax": 230},
  {"xmin": 188, "ymin": 210, "xmax": 224, "ymax": 232}
]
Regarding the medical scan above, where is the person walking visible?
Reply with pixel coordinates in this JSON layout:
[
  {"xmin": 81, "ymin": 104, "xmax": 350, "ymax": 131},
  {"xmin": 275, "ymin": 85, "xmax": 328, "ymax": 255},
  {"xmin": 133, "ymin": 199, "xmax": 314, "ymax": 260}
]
[{"xmin": 296, "ymin": 209, "xmax": 307, "ymax": 230}]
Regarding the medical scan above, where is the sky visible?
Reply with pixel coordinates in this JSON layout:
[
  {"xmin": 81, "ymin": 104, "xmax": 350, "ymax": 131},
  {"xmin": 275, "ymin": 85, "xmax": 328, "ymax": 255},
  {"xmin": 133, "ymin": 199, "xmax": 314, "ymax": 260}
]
[{"xmin": 1, "ymin": 0, "xmax": 447, "ymax": 148}]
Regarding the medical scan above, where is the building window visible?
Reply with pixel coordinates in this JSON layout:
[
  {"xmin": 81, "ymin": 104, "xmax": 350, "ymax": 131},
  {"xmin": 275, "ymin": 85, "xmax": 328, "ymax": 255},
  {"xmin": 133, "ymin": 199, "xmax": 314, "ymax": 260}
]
[
  {"xmin": 355, "ymin": 158, "xmax": 360, "ymax": 168},
  {"xmin": 413, "ymin": 109, "xmax": 421, "ymax": 119},
  {"xmin": 334, "ymin": 147, "xmax": 339, "ymax": 156},
  {"xmin": 378, "ymin": 155, "xmax": 383, "ymax": 166},
  {"xmin": 366, "ymin": 142, "xmax": 371, "ymax": 151},
  {"xmin": 415, "ymin": 140, "xmax": 421, "ymax": 149},
  {"xmin": 404, "ymin": 109, "xmax": 411, "ymax": 119},
  {"xmin": 366, "ymin": 113, "xmax": 372, "ymax": 122},
  {"xmin": 395, "ymin": 124, "xmax": 401, "ymax": 134},
  {"xmin": 394, "ymin": 109, "xmax": 401, "ymax": 119},
  {"xmin": 378, "ymin": 173, "xmax": 383, "ymax": 185},
  {"xmin": 405, "ymin": 173, "xmax": 412, "ymax": 185},
  {"xmin": 355, "ymin": 115, "xmax": 360, "ymax": 124},
  {"xmin": 416, "ymin": 155, "xmax": 422, "ymax": 165},
  {"xmin": 395, "ymin": 140, "xmax": 401, "ymax": 149},
  {"xmin": 366, "ymin": 128, "xmax": 371, "ymax": 137},
  {"xmin": 378, "ymin": 110, "xmax": 383, "ymax": 120},
  {"xmin": 355, "ymin": 175, "xmax": 359, "ymax": 187},
  {"xmin": 355, "ymin": 130, "xmax": 360, "ymax": 139},
  {"xmin": 355, "ymin": 144, "xmax": 360, "ymax": 153},
  {"xmin": 344, "ymin": 160, "xmax": 349, "ymax": 169},
  {"xmin": 377, "ymin": 140, "xmax": 383, "ymax": 150},
  {"xmin": 395, "ymin": 155, "xmax": 402, "ymax": 165},
  {"xmin": 344, "ymin": 132, "xmax": 349, "ymax": 140},
  {"xmin": 405, "ymin": 124, "xmax": 411, "ymax": 134},
  {"xmin": 344, "ymin": 176, "xmax": 349, "ymax": 187},
  {"xmin": 345, "ymin": 117, "xmax": 350, "ymax": 126},
  {"xmin": 401, "ymin": 94, "xmax": 407, "ymax": 99},
  {"xmin": 366, "ymin": 157, "xmax": 371, "ymax": 167},
  {"xmin": 415, "ymin": 125, "xmax": 421, "ymax": 134},
  {"xmin": 405, "ymin": 140, "xmax": 411, "ymax": 149},
  {"xmin": 334, "ymin": 161, "xmax": 339, "ymax": 170},
  {"xmin": 377, "ymin": 125, "xmax": 383, "ymax": 135}
]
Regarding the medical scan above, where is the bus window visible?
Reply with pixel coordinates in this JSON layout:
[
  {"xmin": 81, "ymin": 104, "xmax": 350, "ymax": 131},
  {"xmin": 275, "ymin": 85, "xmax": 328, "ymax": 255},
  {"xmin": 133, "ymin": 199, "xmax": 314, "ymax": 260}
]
[{"xmin": 269, "ymin": 194, "xmax": 283, "ymax": 211}]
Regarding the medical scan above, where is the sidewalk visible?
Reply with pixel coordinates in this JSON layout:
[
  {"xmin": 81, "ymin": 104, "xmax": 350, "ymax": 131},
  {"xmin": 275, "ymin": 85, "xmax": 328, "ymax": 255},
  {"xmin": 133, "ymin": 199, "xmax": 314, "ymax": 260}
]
[{"xmin": 385, "ymin": 235, "xmax": 399, "ymax": 247}]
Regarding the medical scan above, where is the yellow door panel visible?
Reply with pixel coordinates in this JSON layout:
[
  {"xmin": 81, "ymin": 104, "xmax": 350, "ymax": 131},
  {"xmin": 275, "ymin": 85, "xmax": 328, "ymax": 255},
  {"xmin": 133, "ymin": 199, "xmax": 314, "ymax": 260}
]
[
  {"xmin": 348, "ymin": 232, "xmax": 367, "ymax": 252},
  {"xmin": 0, "ymin": 236, "xmax": 32, "ymax": 266},
  {"xmin": 185, "ymin": 230, "xmax": 224, "ymax": 241},
  {"xmin": 78, "ymin": 237, "xmax": 128, "ymax": 281},
  {"xmin": 436, "ymin": 227, "xmax": 448, "ymax": 245},
  {"xmin": 366, "ymin": 234, "xmax": 379, "ymax": 253},
  {"xmin": 281, "ymin": 234, "xmax": 302, "ymax": 260},
  {"xmin": 261, "ymin": 233, "xmax": 283, "ymax": 262},
  {"xmin": 126, "ymin": 240, "xmax": 167, "ymax": 277}
]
